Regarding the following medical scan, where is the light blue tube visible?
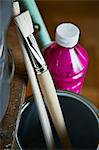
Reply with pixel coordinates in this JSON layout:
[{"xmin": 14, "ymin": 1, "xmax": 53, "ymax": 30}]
[{"xmin": 22, "ymin": 0, "xmax": 51, "ymax": 48}]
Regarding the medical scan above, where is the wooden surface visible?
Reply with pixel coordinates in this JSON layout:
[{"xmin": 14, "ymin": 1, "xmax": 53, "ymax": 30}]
[
  {"xmin": 0, "ymin": 75, "xmax": 26, "ymax": 149},
  {"xmin": 0, "ymin": 21, "xmax": 27, "ymax": 149}
]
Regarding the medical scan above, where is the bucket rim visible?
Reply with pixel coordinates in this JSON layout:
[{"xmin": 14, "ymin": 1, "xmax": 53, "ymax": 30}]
[
  {"xmin": 15, "ymin": 90, "xmax": 99, "ymax": 149},
  {"xmin": 58, "ymin": 90, "xmax": 99, "ymax": 121}
]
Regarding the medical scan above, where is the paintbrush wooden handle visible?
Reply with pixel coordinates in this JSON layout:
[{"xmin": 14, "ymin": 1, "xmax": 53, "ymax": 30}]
[
  {"xmin": 37, "ymin": 69, "xmax": 72, "ymax": 149},
  {"xmin": 17, "ymin": 33, "xmax": 55, "ymax": 149}
]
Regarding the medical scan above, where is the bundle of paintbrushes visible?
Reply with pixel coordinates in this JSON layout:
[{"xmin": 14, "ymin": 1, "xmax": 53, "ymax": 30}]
[{"xmin": 13, "ymin": 1, "xmax": 71, "ymax": 149}]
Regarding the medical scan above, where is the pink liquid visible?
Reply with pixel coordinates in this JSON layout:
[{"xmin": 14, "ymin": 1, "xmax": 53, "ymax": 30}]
[{"xmin": 43, "ymin": 42, "xmax": 88, "ymax": 94}]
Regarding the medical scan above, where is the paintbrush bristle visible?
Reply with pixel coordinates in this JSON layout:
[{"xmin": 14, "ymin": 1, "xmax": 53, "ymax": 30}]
[
  {"xmin": 13, "ymin": 1, "xmax": 20, "ymax": 16},
  {"xmin": 15, "ymin": 11, "xmax": 34, "ymax": 38}
]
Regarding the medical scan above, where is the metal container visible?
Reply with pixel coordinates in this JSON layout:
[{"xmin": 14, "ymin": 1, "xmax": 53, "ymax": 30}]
[
  {"xmin": 0, "ymin": 47, "xmax": 15, "ymax": 122},
  {"xmin": 15, "ymin": 90, "xmax": 99, "ymax": 149}
]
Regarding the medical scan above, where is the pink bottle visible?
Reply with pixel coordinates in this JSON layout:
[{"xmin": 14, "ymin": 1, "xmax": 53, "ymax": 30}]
[{"xmin": 43, "ymin": 23, "xmax": 88, "ymax": 94}]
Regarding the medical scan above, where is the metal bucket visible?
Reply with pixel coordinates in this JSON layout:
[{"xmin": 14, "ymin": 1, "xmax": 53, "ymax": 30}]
[
  {"xmin": 0, "ymin": 47, "xmax": 15, "ymax": 122},
  {"xmin": 15, "ymin": 90, "xmax": 99, "ymax": 149}
]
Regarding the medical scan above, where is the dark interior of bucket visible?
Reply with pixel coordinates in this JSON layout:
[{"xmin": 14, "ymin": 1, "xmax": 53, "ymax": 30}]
[{"xmin": 17, "ymin": 92, "xmax": 99, "ymax": 149}]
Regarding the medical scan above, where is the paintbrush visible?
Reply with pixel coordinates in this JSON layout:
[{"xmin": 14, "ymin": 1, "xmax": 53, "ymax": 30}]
[
  {"xmin": 15, "ymin": 10, "xmax": 71, "ymax": 149},
  {"xmin": 13, "ymin": 2, "xmax": 55, "ymax": 149}
]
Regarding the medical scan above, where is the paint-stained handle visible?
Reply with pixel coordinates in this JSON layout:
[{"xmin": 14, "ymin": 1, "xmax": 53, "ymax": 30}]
[{"xmin": 37, "ymin": 69, "xmax": 72, "ymax": 149}]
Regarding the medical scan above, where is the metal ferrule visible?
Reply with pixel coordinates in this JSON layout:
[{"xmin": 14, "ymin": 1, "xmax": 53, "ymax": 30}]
[
  {"xmin": 26, "ymin": 34, "xmax": 47, "ymax": 74},
  {"xmin": 34, "ymin": 64, "xmax": 47, "ymax": 74},
  {"xmin": 30, "ymin": 54, "xmax": 47, "ymax": 74}
]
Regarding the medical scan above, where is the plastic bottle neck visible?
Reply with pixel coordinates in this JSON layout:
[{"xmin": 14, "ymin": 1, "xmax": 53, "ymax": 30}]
[{"xmin": 55, "ymin": 23, "xmax": 80, "ymax": 48}]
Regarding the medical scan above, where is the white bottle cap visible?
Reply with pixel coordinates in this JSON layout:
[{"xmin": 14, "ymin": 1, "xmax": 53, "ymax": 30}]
[{"xmin": 55, "ymin": 23, "xmax": 80, "ymax": 48}]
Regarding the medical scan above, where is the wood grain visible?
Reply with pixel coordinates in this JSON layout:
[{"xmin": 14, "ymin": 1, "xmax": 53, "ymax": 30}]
[{"xmin": 0, "ymin": 75, "xmax": 26, "ymax": 149}]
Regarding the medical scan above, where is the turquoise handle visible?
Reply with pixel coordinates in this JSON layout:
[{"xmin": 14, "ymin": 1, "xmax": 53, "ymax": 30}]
[{"xmin": 22, "ymin": 0, "xmax": 51, "ymax": 48}]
